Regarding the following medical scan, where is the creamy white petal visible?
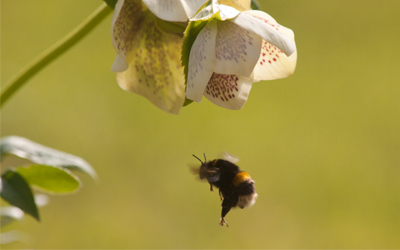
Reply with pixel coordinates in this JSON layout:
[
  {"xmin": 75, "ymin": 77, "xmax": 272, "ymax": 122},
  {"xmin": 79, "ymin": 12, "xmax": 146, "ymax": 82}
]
[
  {"xmin": 181, "ymin": 0, "xmax": 208, "ymax": 19},
  {"xmin": 203, "ymin": 73, "xmax": 253, "ymax": 110},
  {"xmin": 190, "ymin": 3, "xmax": 240, "ymax": 21},
  {"xmin": 190, "ymin": 5, "xmax": 213, "ymax": 21},
  {"xmin": 186, "ymin": 20, "xmax": 218, "ymax": 103},
  {"xmin": 231, "ymin": 10, "xmax": 296, "ymax": 56},
  {"xmin": 245, "ymin": 11, "xmax": 297, "ymax": 80},
  {"xmin": 218, "ymin": 4, "xmax": 240, "ymax": 20},
  {"xmin": 213, "ymin": 19, "xmax": 262, "ymax": 78},
  {"xmin": 252, "ymin": 40, "xmax": 297, "ymax": 81},
  {"xmin": 111, "ymin": 54, "xmax": 128, "ymax": 72},
  {"xmin": 142, "ymin": 0, "xmax": 204, "ymax": 21},
  {"xmin": 142, "ymin": 0, "xmax": 188, "ymax": 21},
  {"xmin": 244, "ymin": 10, "xmax": 295, "ymax": 41}
]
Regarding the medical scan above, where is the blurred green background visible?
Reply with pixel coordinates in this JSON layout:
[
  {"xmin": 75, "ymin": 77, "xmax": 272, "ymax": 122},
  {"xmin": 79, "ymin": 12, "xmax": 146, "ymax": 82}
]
[{"xmin": 1, "ymin": 0, "xmax": 399, "ymax": 248}]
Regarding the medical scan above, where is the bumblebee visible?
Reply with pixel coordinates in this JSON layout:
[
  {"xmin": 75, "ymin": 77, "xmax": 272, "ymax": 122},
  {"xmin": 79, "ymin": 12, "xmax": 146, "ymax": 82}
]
[{"xmin": 192, "ymin": 153, "xmax": 257, "ymax": 227}]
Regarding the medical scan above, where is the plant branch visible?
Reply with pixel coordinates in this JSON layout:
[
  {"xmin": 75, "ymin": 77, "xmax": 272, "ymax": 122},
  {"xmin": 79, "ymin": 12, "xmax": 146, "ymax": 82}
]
[{"xmin": 0, "ymin": 3, "xmax": 112, "ymax": 108}]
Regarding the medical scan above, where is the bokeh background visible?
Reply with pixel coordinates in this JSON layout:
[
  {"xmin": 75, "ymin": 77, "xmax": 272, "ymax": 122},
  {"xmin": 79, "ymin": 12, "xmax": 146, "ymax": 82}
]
[{"xmin": 1, "ymin": 0, "xmax": 399, "ymax": 248}]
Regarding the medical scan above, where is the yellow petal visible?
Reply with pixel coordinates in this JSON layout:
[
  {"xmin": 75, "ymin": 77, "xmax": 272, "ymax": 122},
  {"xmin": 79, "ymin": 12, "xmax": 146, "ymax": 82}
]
[{"xmin": 112, "ymin": 0, "xmax": 185, "ymax": 114}]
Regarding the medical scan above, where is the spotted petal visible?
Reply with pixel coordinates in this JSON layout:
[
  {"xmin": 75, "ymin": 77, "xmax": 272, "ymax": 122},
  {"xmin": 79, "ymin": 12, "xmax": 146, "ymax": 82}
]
[
  {"xmin": 110, "ymin": 0, "xmax": 135, "ymax": 72},
  {"xmin": 142, "ymin": 0, "xmax": 205, "ymax": 22},
  {"xmin": 231, "ymin": 10, "xmax": 296, "ymax": 57},
  {"xmin": 112, "ymin": 0, "xmax": 185, "ymax": 114},
  {"xmin": 245, "ymin": 10, "xmax": 297, "ymax": 81},
  {"xmin": 213, "ymin": 19, "xmax": 262, "ymax": 78},
  {"xmin": 186, "ymin": 20, "xmax": 218, "ymax": 103},
  {"xmin": 203, "ymin": 73, "xmax": 253, "ymax": 110}
]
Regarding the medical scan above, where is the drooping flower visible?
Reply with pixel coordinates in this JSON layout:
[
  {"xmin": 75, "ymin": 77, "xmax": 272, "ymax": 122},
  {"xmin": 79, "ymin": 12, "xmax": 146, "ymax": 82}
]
[
  {"xmin": 184, "ymin": 3, "xmax": 297, "ymax": 110},
  {"xmin": 141, "ymin": 0, "xmax": 207, "ymax": 22},
  {"xmin": 111, "ymin": 0, "xmax": 204, "ymax": 114}
]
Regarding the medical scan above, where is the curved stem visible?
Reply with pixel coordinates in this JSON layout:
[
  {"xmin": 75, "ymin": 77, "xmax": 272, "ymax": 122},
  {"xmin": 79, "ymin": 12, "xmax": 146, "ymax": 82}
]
[{"xmin": 0, "ymin": 3, "xmax": 112, "ymax": 108}]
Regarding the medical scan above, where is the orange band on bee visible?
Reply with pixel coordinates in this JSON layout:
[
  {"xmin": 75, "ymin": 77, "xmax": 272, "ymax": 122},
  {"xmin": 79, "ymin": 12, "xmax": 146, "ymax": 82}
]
[
  {"xmin": 232, "ymin": 171, "xmax": 251, "ymax": 186},
  {"xmin": 212, "ymin": 159, "xmax": 219, "ymax": 166}
]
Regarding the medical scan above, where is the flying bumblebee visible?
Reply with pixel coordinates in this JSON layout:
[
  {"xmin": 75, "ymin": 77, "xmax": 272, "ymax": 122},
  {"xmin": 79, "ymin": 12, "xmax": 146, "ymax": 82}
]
[{"xmin": 192, "ymin": 153, "xmax": 257, "ymax": 227}]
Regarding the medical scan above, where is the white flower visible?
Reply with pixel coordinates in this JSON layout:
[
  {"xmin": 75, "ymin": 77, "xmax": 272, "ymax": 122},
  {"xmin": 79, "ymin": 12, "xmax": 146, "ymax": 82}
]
[
  {"xmin": 111, "ymin": 0, "xmax": 204, "ymax": 114},
  {"xmin": 142, "ymin": 0, "xmax": 207, "ymax": 22},
  {"xmin": 186, "ymin": 4, "xmax": 297, "ymax": 110}
]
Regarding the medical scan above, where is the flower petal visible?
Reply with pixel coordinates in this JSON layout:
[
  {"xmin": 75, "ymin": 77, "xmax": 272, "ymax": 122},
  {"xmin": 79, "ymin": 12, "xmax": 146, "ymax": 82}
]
[
  {"xmin": 186, "ymin": 20, "xmax": 218, "ymax": 103},
  {"xmin": 142, "ymin": 0, "xmax": 204, "ymax": 22},
  {"xmin": 111, "ymin": 54, "xmax": 128, "ymax": 72},
  {"xmin": 111, "ymin": 0, "xmax": 135, "ymax": 71},
  {"xmin": 252, "ymin": 40, "xmax": 297, "ymax": 81},
  {"xmin": 245, "ymin": 11, "xmax": 297, "ymax": 81},
  {"xmin": 231, "ymin": 10, "xmax": 296, "ymax": 56},
  {"xmin": 114, "ymin": 0, "xmax": 185, "ymax": 114},
  {"xmin": 213, "ymin": 19, "xmax": 262, "ymax": 78},
  {"xmin": 180, "ymin": 0, "xmax": 209, "ymax": 19},
  {"xmin": 203, "ymin": 73, "xmax": 253, "ymax": 110},
  {"xmin": 142, "ymin": 0, "xmax": 186, "ymax": 21},
  {"xmin": 218, "ymin": 4, "xmax": 241, "ymax": 20},
  {"xmin": 190, "ymin": 5, "xmax": 213, "ymax": 21}
]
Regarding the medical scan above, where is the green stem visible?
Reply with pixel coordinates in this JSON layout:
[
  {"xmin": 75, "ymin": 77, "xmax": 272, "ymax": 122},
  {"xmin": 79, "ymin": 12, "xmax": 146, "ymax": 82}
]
[{"xmin": 0, "ymin": 3, "xmax": 112, "ymax": 108}]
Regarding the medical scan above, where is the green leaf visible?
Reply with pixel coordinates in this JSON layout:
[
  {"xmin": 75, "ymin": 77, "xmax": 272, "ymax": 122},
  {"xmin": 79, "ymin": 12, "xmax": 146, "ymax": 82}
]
[
  {"xmin": 183, "ymin": 97, "xmax": 193, "ymax": 106},
  {"xmin": 0, "ymin": 170, "xmax": 39, "ymax": 221},
  {"xmin": 181, "ymin": 11, "xmax": 222, "ymax": 107},
  {"xmin": 103, "ymin": 0, "xmax": 118, "ymax": 9},
  {"xmin": 16, "ymin": 165, "xmax": 81, "ymax": 194},
  {"xmin": 0, "ymin": 136, "xmax": 97, "ymax": 180}
]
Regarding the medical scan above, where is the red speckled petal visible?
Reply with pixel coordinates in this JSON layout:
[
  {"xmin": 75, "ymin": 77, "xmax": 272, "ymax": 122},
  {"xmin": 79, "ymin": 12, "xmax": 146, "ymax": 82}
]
[
  {"xmin": 232, "ymin": 11, "xmax": 295, "ymax": 56},
  {"xmin": 203, "ymin": 73, "xmax": 253, "ymax": 110},
  {"xmin": 213, "ymin": 19, "xmax": 262, "ymax": 78},
  {"xmin": 244, "ymin": 10, "xmax": 297, "ymax": 81},
  {"xmin": 186, "ymin": 20, "xmax": 218, "ymax": 103},
  {"xmin": 113, "ymin": 0, "xmax": 185, "ymax": 114}
]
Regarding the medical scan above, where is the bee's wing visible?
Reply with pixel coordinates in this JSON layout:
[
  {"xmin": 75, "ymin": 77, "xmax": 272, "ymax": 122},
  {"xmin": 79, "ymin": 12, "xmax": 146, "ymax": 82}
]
[
  {"xmin": 188, "ymin": 164, "xmax": 200, "ymax": 175},
  {"xmin": 221, "ymin": 151, "xmax": 240, "ymax": 164}
]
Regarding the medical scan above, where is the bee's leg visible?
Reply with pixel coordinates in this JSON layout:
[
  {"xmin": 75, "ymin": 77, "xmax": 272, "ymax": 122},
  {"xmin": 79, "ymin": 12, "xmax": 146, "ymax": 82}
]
[
  {"xmin": 219, "ymin": 190, "xmax": 223, "ymax": 200},
  {"xmin": 219, "ymin": 217, "xmax": 229, "ymax": 227},
  {"xmin": 220, "ymin": 204, "xmax": 231, "ymax": 227},
  {"xmin": 209, "ymin": 184, "xmax": 213, "ymax": 191}
]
